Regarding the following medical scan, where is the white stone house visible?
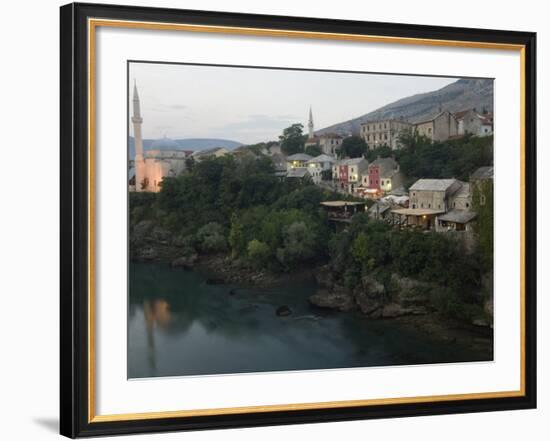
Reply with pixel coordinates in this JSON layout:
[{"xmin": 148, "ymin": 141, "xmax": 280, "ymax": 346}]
[
  {"xmin": 306, "ymin": 154, "xmax": 336, "ymax": 184},
  {"xmin": 345, "ymin": 157, "xmax": 368, "ymax": 193},
  {"xmin": 318, "ymin": 134, "xmax": 343, "ymax": 156},
  {"xmin": 286, "ymin": 153, "xmax": 313, "ymax": 171},
  {"xmin": 480, "ymin": 115, "xmax": 493, "ymax": 136},
  {"xmin": 454, "ymin": 109, "xmax": 494, "ymax": 137}
]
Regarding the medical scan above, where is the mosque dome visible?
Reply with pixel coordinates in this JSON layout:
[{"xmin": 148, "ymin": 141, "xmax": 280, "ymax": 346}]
[{"xmin": 150, "ymin": 135, "xmax": 180, "ymax": 150}]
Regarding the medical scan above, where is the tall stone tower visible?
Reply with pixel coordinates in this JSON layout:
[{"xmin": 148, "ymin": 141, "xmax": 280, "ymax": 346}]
[
  {"xmin": 308, "ymin": 106, "xmax": 314, "ymax": 139},
  {"xmin": 132, "ymin": 80, "xmax": 145, "ymax": 192}
]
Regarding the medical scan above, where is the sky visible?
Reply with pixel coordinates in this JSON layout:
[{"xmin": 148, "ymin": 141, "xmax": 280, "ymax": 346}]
[{"xmin": 129, "ymin": 62, "xmax": 458, "ymax": 145}]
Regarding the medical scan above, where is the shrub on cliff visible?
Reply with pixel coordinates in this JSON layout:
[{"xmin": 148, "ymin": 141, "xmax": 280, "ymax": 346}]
[
  {"xmin": 276, "ymin": 221, "xmax": 317, "ymax": 269},
  {"xmin": 247, "ymin": 239, "xmax": 271, "ymax": 270},
  {"xmin": 196, "ymin": 222, "xmax": 227, "ymax": 254}
]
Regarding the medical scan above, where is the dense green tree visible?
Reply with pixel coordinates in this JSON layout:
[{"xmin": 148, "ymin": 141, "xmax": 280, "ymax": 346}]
[
  {"xmin": 365, "ymin": 144, "xmax": 393, "ymax": 162},
  {"xmin": 247, "ymin": 239, "xmax": 271, "ymax": 269},
  {"xmin": 328, "ymin": 231, "xmax": 353, "ymax": 274},
  {"xmin": 395, "ymin": 134, "xmax": 493, "ymax": 183},
  {"xmin": 305, "ymin": 144, "xmax": 322, "ymax": 156},
  {"xmin": 397, "ymin": 128, "xmax": 429, "ymax": 155},
  {"xmin": 340, "ymin": 136, "xmax": 367, "ymax": 158},
  {"xmin": 351, "ymin": 232, "xmax": 370, "ymax": 268},
  {"xmin": 276, "ymin": 221, "xmax": 317, "ymax": 268},
  {"xmin": 185, "ymin": 156, "xmax": 195, "ymax": 171},
  {"xmin": 196, "ymin": 222, "xmax": 227, "ymax": 253},
  {"xmin": 228, "ymin": 213, "xmax": 246, "ymax": 258},
  {"xmin": 279, "ymin": 123, "xmax": 306, "ymax": 156},
  {"xmin": 472, "ymin": 179, "xmax": 494, "ymax": 270},
  {"xmin": 321, "ymin": 169, "xmax": 332, "ymax": 181}
]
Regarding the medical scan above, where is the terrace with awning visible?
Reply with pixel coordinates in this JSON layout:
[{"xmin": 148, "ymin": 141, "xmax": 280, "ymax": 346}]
[
  {"xmin": 320, "ymin": 201, "xmax": 367, "ymax": 223},
  {"xmin": 390, "ymin": 207, "xmax": 446, "ymax": 230}
]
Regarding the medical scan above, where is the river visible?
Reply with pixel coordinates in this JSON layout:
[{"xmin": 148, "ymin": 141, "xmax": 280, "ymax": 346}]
[{"xmin": 128, "ymin": 262, "xmax": 492, "ymax": 378}]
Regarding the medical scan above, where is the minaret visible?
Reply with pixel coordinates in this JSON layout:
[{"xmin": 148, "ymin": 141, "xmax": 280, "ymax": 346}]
[
  {"xmin": 132, "ymin": 80, "xmax": 145, "ymax": 192},
  {"xmin": 308, "ymin": 106, "xmax": 314, "ymax": 139}
]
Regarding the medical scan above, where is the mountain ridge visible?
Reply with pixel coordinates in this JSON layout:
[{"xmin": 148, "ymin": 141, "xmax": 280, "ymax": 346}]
[
  {"xmin": 128, "ymin": 137, "xmax": 242, "ymax": 158},
  {"xmin": 316, "ymin": 78, "xmax": 494, "ymax": 136}
]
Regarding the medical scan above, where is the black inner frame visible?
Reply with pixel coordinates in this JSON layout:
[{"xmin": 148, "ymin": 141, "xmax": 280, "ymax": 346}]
[{"xmin": 60, "ymin": 2, "xmax": 537, "ymax": 438}]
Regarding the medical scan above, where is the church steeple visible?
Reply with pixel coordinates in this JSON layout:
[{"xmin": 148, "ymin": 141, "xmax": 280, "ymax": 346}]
[
  {"xmin": 132, "ymin": 80, "xmax": 145, "ymax": 192},
  {"xmin": 308, "ymin": 106, "xmax": 314, "ymax": 139}
]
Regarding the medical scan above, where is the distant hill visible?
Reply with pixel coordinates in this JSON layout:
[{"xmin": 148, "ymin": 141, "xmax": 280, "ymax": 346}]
[
  {"xmin": 128, "ymin": 137, "xmax": 242, "ymax": 158},
  {"xmin": 316, "ymin": 78, "xmax": 494, "ymax": 136}
]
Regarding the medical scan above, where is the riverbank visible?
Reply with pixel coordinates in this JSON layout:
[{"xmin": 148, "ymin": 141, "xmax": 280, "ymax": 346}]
[
  {"xmin": 169, "ymin": 254, "xmax": 493, "ymax": 352},
  {"xmin": 394, "ymin": 313, "xmax": 493, "ymax": 357},
  {"xmin": 131, "ymin": 244, "xmax": 493, "ymax": 336},
  {"xmin": 193, "ymin": 253, "xmax": 286, "ymax": 287},
  {"xmin": 130, "ymin": 218, "xmax": 493, "ymax": 351}
]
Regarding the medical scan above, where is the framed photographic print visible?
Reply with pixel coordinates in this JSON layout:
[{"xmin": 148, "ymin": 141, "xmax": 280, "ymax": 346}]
[{"xmin": 60, "ymin": 2, "xmax": 537, "ymax": 438}]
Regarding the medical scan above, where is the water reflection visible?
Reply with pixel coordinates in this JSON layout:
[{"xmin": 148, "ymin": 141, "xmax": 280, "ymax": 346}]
[
  {"xmin": 142, "ymin": 299, "xmax": 171, "ymax": 371},
  {"xmin": 128, "ymin": 263, "xmax": 492, "ymax": 378}
]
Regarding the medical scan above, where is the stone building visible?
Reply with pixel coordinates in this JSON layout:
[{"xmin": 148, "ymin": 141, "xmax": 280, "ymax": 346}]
[
  {"xmin": 333, "ymin": 157, "xmax": 368, "ymax": 193},
  {"xmin": 449, "ymin": 182, "xmax": 472, "ymax": 210},
  {"xmin": 286, "ymin": 153, "xmax": 313, "ymax": 171},
  {"xmin": 318, "ymin": 134, "xmax": 343, "ymax": 156},
  {"xmin": 454, "ymin": 109, "xmax": 494, "ymax": 137},
  {"xmin": 360, "ymin": 119, "xmax": 413, "ymax": 150},
  {"xmin": 436, "ymin": 181, "xmax": 476, "ymax": 232},
  {"xmin": 479, "ymin": 114, "xmax": 493, "ymax": 136},
  {"xmin": 130, "ymin": 82, "xmax": 190, "ymax": 193},
  {"xmin": 389, "ymin": 177, "xmax": 479, "ymax": 233},
  {"xmin": 306, "ymin": 154, "xmax": 336, "ymax": 184},
  {"xmin": 414, "ymin": 111, "xmax": 459, "ymax": 142},
  {"xmin": 436, "ymin": 209, "xmax": 477, "ymax": 232},
  {"xmin": 408, "ymin": 178, "xmax": 462, "ymax": 211},
  {"xmin": 367, "ymin": 157, "xmax": 403, "ymax": 195},
  {"xmin": 136, "ymin": 149, "xmax": 189, "ymax": 192}
]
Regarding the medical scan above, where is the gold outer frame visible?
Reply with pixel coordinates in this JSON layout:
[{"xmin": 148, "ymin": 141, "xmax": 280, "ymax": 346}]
[{"xmin": 87, "ymin": 18, "xmax": 527, "ymax": 424}]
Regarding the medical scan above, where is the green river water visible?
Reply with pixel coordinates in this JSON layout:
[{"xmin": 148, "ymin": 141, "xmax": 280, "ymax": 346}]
[{"xmin": 128, "ymin": 262, "xmax": 492, "ymax": 378}]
